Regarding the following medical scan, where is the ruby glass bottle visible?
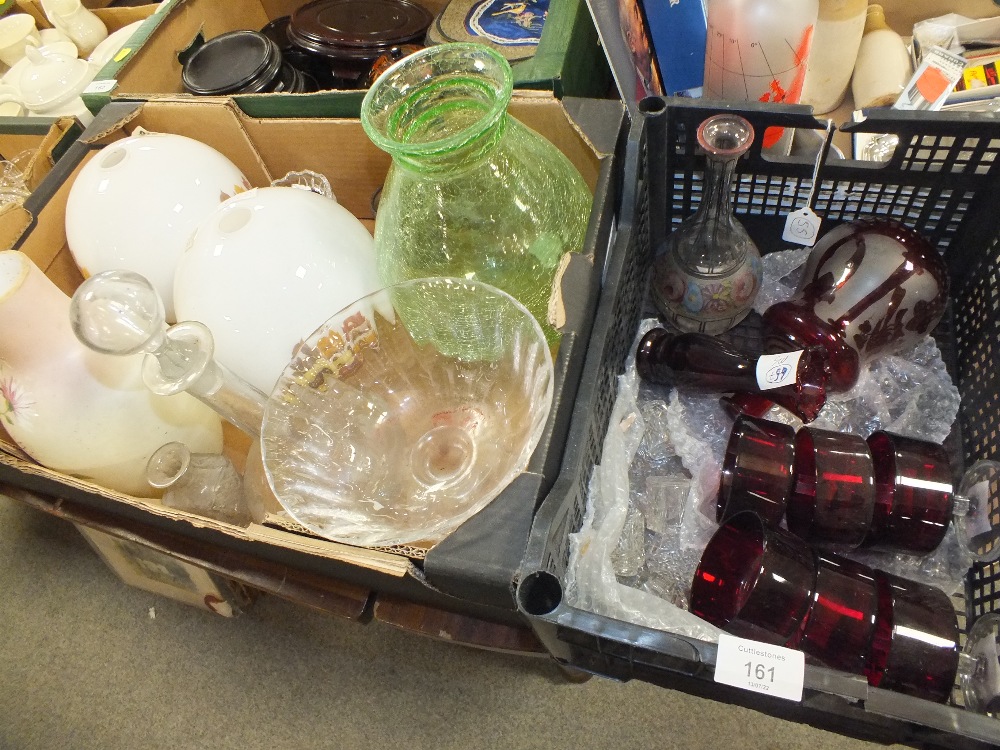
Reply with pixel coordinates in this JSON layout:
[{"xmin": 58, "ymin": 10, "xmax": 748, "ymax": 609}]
[{"xmin": 635, "ymin": 328, "xmax": 830, "ymax": 422}]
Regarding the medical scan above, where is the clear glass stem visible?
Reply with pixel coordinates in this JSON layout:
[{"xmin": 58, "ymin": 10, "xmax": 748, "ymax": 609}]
[
  {"xmin": 679, "ymin": 155, "xmax": 740, "ymax": 275},
  {"xmin": 958, "ymin": 650, "xmax": 979, "ymax": 679},
  {"xmin": 187, "ymin": 358, "xmax": 266, "ymax": 439},
  {"xmin": 144, "ymin": 322, "xmax": 266, "ymax": 439}
]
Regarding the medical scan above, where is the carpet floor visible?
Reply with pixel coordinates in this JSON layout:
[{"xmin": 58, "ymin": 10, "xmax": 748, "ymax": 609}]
[{"xmin": 0, "ymin": 493, "xmax": 909, "ymax": 750}]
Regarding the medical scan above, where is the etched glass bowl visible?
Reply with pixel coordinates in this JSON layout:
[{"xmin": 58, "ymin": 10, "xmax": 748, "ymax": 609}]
[{"xmin": 261, "ymin": 277, "xmax": 554, "ymax": 548}]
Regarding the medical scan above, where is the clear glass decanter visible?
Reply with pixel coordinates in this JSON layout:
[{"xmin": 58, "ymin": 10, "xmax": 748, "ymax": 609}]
[{"xmin": 650, "ymin": 113, "xmax": 762, "ymax": 335}]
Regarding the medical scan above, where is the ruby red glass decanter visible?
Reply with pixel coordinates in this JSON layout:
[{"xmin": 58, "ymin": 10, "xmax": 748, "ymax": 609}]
[
  {"xmin": 635, "ymin": 329, "xmax": 831, "ymax": 422},
  {"xmin": 650, "ymin": 113, "xmax": 762, "ymax": 335},
  {"xmin": 762, "ymin": 217, "xmax": 949, "ymax": 392}
]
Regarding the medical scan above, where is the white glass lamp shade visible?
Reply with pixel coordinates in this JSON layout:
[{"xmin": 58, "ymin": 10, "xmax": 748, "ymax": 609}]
[
  {"xmin": 172, "ymin": 186, "xmax": 381, "ymax": 393},
  {"xmin": 64, "ymin": 132, "xmax": 251, "ymax": 322}
]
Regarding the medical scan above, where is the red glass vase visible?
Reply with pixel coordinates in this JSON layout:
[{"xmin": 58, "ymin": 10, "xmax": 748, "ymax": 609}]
[{"xmin": 761, "ymin": 218, "xmax": 949, "ymax": 392}]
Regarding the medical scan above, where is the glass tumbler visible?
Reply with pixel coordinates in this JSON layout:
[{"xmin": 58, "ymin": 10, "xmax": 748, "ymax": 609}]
[
  {"xmin": 690, "ymin": 511, "xmax": 817, "ymax": 645},
  {"xmin": 864, "ymin": 430, "xmax": 954, "ymax": 554},
  {"xmin": 717, "ymin": 414, "xmax": 797, "ymax": 525},
  {"xmin": 865, "ymin": 570, "xmax": 960, "ymax": 703},
  {"xmin": 786, "ymin": 426, "xmax": 876, "ymax": 550},
  {"xmin": 791, "ymin": 553, "xmax": 878, "ymax": 674}
]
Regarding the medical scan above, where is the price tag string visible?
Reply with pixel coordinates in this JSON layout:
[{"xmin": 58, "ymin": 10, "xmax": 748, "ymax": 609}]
[
  {"xmin": 804, "ymin": 119, "xmax": 834, "ymax": 210},
  {"xmin": 782, "ymin": 119, "xmax": 835, "ymax": 247}
]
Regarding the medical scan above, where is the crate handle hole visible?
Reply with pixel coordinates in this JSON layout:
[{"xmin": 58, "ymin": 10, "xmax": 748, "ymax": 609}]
[
  {"xmin": 518, "ymin": 570, "xmax": 563, "ymax": 616},
  {"xmin": 639, "ymin": 97, "xmax": 666, "ymax": 116}
]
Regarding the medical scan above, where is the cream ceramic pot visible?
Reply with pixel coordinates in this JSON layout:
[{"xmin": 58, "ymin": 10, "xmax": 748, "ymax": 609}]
[
  {"xmin": 172, "ymin": 185, "xmax": 382, "ymax": 393},
  {"xmin": 851, "ymin": 4, "xmax": 912, "ymax": 109},
  {"xmin": 0, "ymin": 14, "xmax": 41, "ymax": 68},
  {"xmin": 17, "ymin": 44, "xmax": 95, "ymax": 124},
  {"xmin": 801, "ymin": 0, "xmax": 867, "ymax": 114}
]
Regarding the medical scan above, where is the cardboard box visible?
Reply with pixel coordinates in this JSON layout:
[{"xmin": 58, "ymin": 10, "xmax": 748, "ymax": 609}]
[
  {"xmin": 9, "ymin": 0, "xmax": 159, "ymax": 32},
  {"xmin": 81, "ymin": 0, "xmax": 611, "ymax": 114},
  {"xmin": 0, "ymin": 93, "xmax": 621, "ymax": 618},
  {"xmin": 0, "ymin": 116, "xmax": 81, "ymax": 247},
  {"xmin": 76, "ymin": 522, "xmax": 257, "ymax": 616},
  {"xmin": 0, "ymin": 1, "xmax": 161, "ymax": 127}
]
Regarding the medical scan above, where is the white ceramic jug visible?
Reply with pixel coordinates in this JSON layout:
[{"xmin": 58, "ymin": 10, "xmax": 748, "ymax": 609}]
[{"xmin": 39, "ymin": 0, "xmax": 106, "ymax": 56}]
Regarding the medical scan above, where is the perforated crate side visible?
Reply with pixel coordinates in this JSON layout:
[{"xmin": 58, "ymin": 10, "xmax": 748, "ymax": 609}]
[
  {"xmin": 517, "ymin": 113, "xmax": 650, "ymax": 605},
  {"xmin": 519, "ymin": 98, "xmax": 1000, "ymax": 749}
]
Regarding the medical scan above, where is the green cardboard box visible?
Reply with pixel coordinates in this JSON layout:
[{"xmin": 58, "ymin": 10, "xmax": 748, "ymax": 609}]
[{"xmin": 81, "ymin": 0, "xmax": 611, "ymax": 116}]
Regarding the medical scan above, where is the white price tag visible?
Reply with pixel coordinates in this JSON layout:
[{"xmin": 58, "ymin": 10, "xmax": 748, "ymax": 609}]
[
  {"xmin": 83, "ymin": 79, "xmax": 118, "ymax": 95},
  {"xmin": 782, "ymin": 120, "xmax": 830, "ymax": 246},
  {"xmin": 782, "ymin": 207, "xmax": 821, "ymax": 246},
  {"xmin": 714, "ymin": 633, "xmax": 805, "ymax": 702},
  {"xmin": 755, "ymin": 350, "xmax": 803, "ymax": 390}
]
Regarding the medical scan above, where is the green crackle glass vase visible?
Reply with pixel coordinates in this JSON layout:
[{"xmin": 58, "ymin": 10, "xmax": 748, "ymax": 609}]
[{"xmin": 360, "ymin": 42, "xmax": 593, "ymax": 350}]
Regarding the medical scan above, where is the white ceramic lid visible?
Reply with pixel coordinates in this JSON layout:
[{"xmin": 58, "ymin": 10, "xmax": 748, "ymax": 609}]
[{"xmin": 17, "ymin": 44, "xmax": 93, "ymax": 109}]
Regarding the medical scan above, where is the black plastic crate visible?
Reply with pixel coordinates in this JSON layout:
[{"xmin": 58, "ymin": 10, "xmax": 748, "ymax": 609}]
[{"xmin": 516, "ymin": 98, "xmax": 1000, "ymax": 749}]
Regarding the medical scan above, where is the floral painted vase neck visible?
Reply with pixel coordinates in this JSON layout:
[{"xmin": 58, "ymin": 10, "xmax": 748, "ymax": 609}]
[
  {"xmin": 650, "ymin": 113, "xmax": 762, "ymax": 335},
  {"xmin": 762, "ymin": 218, "xmax": 949, "ymax": 392}
]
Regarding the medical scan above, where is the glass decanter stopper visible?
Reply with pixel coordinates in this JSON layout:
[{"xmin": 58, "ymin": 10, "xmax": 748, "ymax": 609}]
[
  {"xmin": 951, "ymin": 460, "xmax": 1000, "ymax": 565},
  {"xmin": 650, "ymin": 113, "xmax": 762, "ymax": 334},
  {"xmin": 147, "ymin": 442, "xmax": 254, "ymax": 527},
  {"xmin": 636, "ymin": 328, "xmax": 830, "ymax": 422},
  {"xmin": 69, "ymin": 269, "xmax": 267, "ymax": 438},
  {"xmin": 959, "ymin": 612, "xmax": 1000, "ymax": 715}
]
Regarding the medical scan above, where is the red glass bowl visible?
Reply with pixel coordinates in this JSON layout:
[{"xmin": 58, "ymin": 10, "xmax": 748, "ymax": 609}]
[
  {"xmin": 865, "ymin": 571, "xmax": 960, "ymax": 703},
  {"xmin": 717, "ymin": 415, "xmax": 796, "ymax": 526},
  {"xmin": 791, "ymin": 553, "xmax": 878, "ymax": 674},
  {"xmin": 864, "ymin": 430, "xmax": 954, "ymax": 554},
  {"xmin": 690, "ymin": 511, "xmax": 817, "ymax": 645},
  {"xmin": 787, "ymin": 427, "xmax": 876, "ymax": 550}
]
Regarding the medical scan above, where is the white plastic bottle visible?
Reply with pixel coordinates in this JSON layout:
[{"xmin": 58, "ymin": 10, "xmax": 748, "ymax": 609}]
[
  {"xmin": 801, "ymin": 0, "xmax": 868, "ymax": 114},
  {"xmin": 851, "ymin": 4, "xmax": 912, "ymax": 109},
  {"xmin": 703, "ymin": 0, "xmax": 819, "ymax": 148}
]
